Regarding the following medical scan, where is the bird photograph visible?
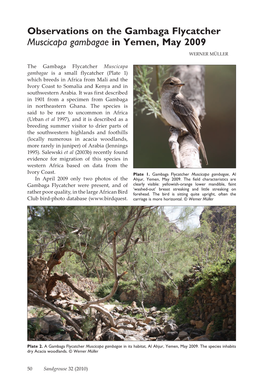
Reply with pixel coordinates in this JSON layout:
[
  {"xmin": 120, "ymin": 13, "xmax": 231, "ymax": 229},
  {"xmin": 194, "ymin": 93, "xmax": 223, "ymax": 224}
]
[{"xmin": 134, "ymin": 65, "xmax": 236, "ymax": 168}]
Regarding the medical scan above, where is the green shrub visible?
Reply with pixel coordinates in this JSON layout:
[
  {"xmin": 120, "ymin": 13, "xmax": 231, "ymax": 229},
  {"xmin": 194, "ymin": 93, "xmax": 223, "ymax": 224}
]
[
  {"xmin": 188, "ymin": 253, "xmax": 236, "ymax": 296},
  {"xmin": 170, "ymin": 296, "xmax": 194, "ymax": 325},
  {"xmin": 95, "ymin": 280, "xmax": 116, "ymax": 298}
]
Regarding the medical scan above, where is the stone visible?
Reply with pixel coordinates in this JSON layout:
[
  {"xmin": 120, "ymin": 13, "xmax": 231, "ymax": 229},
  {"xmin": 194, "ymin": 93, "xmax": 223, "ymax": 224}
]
[
  {"xmin": 211, "ymin": 330, "xmax": 228, "ymax": 341},
  {"xmin": 143, "ymin": 317, "xmax": 155, "ymax": 325},
  {"xmin": 28, "ymin": 317, "xmax": 49, "ymax": 334},
  {"xmin": 103, "ymin": 330, "xmax": 125, "ymax": 341},
  {"xmin": 116, "ymin": 316, "xmax": 136, "ymax": 326},
  {"xmin": 228, "ymin": 317, "xmax": 234, "ymax": 325},
  {"xmin": 131, "ymin": 308, "xmax": 141, "ymax": 315},
  {"xmin": 222, "ymin": 318, "xmax": 228, "ymax": 330},
  {"xmin": 163, "ymin": 322, "xmax": 178, "ymax": 334},
  {"xmin": 124, "ymin": 334, "xmax": 145, "ymax": 341},
  {"xmin": 156, "ymin": 336, "xmax": 166, "ymax": 341},
  {"xmin": 227, "ymin": 330, "xmax": 236, "ymax": 341},
  {"xmin": 103, "ymin": 304, "xmax": 116, "ymax": 312},
  {"xmin": 137, "ymin": 321, "xmax": 148, "ymax": 327},
  {"xmin": 178, "ymin": 331, "xmax": 188, "ymax": 340},
  {"xmin": 115, "ymin": 306, "xmax": 125, "ymax": 313},
  {"xmin": 42, "ymin": 315, "xmax": 64, "ymax": 333},
  {"xmin": 166, "ymin": 319, "xmax": 177, "ymax": 326},
  {"xmin": 189, "ymin": 329, "xmax": 205, "ymax": 338},
  {"xmin": 165, "ymin": 331, "xmax": 179, "ymax": 340},
  {"xmin": 159, "ymin": 314, "xmax": 169, "ymax": 324},
  {"xmin": 61, "ymin": 333, "xmax": 71, "ymax": 341},
  {"xmin": 148, "ymin": 326, "xmax": 164, "ymax": 337},
  {"xmin": 190, "ymin": 335, "xmax": 210, "ymax": 341}
]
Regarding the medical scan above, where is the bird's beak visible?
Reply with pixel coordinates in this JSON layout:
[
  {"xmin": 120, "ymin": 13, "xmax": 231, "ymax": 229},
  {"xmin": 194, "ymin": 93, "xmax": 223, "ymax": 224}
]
[{"xmin": 179, "ymin": 83, "xmax": 185, "ymax": 87}]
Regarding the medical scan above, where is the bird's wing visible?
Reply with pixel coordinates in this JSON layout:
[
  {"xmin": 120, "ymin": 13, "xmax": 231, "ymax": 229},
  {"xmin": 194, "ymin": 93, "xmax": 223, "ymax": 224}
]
[
  {"xmin": 171, "ymin": 94, "xmax": 208, "ymax": 165},
  {"xmin": 171, "ymin": 94, "xmax": 200, "ymax": 141}
]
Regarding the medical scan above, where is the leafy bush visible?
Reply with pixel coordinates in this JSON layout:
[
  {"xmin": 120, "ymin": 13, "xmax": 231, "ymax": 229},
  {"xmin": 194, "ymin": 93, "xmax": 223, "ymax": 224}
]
[
  {"xmin": 95, "ymin": 280, "xmax": 116, "ymax": 298},
  {"xmin": 95, "ymin": 279, "xmax": 140, "ymax": 301},
  {"xmin": 209, "ymin": 313, "xmax": 224, "ymax": 336},
  {"xmin": 189, "ymin": 253, "xmax": 236, "ymax": 295},
  {"xmin": 170, "ymin": 296, "xmax": 194, "ymax": 325}
]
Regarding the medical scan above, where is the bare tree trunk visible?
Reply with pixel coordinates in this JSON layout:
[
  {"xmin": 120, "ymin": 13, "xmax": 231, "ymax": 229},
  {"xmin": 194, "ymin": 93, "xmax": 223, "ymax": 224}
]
[
  {"xmin": 46, "ymin": 272, "xmax": 92, "ymax": 301},
  {"xmin": 169, "ymin": 65, "xmax": 206, "ymax": 168}
]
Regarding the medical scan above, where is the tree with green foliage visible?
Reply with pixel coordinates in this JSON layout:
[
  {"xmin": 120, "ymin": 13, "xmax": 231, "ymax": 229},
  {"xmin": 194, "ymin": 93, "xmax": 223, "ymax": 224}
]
[
  {"xmin": 191, "ymin": 206, "xmax": 236, "ymax": 266},
  {"xmin": 28, "ymin": 205, "xmax": 236, "ymax": 336}
]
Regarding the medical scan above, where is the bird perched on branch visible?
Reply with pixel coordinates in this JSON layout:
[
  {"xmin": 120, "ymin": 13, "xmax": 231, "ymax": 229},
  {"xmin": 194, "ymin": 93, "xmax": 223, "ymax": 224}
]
[{"xmin": 161, "ymin": 76, "xmax": 208, "ymax": 165}]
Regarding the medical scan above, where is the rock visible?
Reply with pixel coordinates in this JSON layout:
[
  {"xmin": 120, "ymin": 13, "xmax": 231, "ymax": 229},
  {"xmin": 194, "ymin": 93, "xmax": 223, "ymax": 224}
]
[
  {"xmin": 149, "ymin": 306, "xmax": 158, "ymax": 313},
  {"xmin": 137, "ymin": 321, "xmax": 148, "ymax": 327},
  {"xmin": 177, "ymin": 323, "xmax": 191, "ymax": 330},
  {"xmin": 227, "ymin": 330, "xmax": 236, "ymax": 341},
  {"xmin": 165, "ymin": 331, "xmax": 179, "ymax": 340},
  {"xmin": 116, "ymin": 316, "xmax": 137, "ymax": 327},
  {"xmin": 61, "ymin": 333, "xmax": 71, "ymax": 341},
  {"xmin": 163, "ymin": 321, "xmax": 178, "ymax": 334},
  {"xmin": 156, "ymin": 336, "xmax": 166, "ymax": 341},
  {"xmin": 124, "ymin": 334, "xmax": 145, "ymax": 341},
  {"xmin": 189, "ymin": 329, "xmax": 205, "ymax": 338},
  {"xmin": 52, "ymin": 333, "xmax": 65, "ymax": 341},
  {"xmin": 42, "ymin": 315, "xmax": 64, "ymax": 333},
  {"xmin": 102, "ymin": 330, "xmax": 125, "ymax": 341},
  {"xmin": 190, "ymin": 335, "xmax": 210, "ymax": 341},
  {"xmin": 118, "ymin": 329, "xmax": 137, "ymax": 336},
  {"xmin": 228, "ymin": 317, "xmax": 234, "ymax": 325},
  {"xmin": 210, "ymin": 330, "xmax": 229, "ymax": 341},
  {"xmin": 143, "ymin": 317, "xmax": 155, "ymax": 325},
  {"xmin": 159, "ymin": 314, "xmax": 170, "ymax": 324},
  {"xmin": 28, "ymin": 317, "xmax": 49, "ymax": 335},
  {"xmin": 103, "ymin": 304, "xmax": 116, "ymax": 312},
  {"xmin": 178, "ymin": 331, "xmax": 188, "ymax": 340},
  {"xmin": 148, "ymin": 327, "xmax": 164, "ymax": 337},
  {"xmin": 115, "ymin": 306, "xmax": 125, "ymax": 313}
]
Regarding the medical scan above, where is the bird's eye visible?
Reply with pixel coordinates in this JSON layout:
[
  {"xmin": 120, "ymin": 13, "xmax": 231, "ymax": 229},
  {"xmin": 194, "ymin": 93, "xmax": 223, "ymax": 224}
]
[{"xmin": 169, "ymin": 82, "xmax": 174, "ymax": 85}]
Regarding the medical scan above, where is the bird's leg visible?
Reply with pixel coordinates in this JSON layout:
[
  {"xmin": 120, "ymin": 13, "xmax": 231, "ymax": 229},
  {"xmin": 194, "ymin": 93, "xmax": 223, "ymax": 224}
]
[{"xmin": 169, "ymin": 127, "xmax": 181, "ymax": 168}]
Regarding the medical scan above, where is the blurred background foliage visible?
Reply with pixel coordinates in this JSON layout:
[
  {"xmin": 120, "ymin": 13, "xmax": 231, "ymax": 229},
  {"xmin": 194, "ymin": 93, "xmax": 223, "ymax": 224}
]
[{"xmin": 133, "ymin": 65, "xmax": 236, "ymax": 168}]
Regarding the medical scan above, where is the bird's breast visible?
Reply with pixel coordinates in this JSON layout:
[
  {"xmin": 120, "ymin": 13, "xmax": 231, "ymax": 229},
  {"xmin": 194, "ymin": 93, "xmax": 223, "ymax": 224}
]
[{"xmin": 161, "ymin": 93, "xmax": 185, "ymax": 129}]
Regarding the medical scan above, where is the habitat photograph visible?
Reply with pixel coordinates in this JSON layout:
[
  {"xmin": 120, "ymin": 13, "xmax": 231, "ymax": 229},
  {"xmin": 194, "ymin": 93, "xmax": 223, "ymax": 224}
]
[
  {"xmin": 27, "ymin": 205, "xmax": 236, "ymax": 342},
  {"xmin": 133, "ymin": 65, "xmax": 236, "ymax": 169}
]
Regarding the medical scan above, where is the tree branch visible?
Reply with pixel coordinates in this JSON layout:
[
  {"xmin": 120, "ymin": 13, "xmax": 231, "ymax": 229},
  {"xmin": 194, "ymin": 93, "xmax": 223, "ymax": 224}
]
[{"xmin": 28, "ymin": 289, "xmax": 83, "ymax": 337}]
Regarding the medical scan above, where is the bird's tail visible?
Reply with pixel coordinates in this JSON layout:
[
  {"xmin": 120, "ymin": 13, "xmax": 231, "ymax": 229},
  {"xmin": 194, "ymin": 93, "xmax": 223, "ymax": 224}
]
[{"xmin": 197, "ymin": 130, "xmax": 208, "ymax": 165}]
